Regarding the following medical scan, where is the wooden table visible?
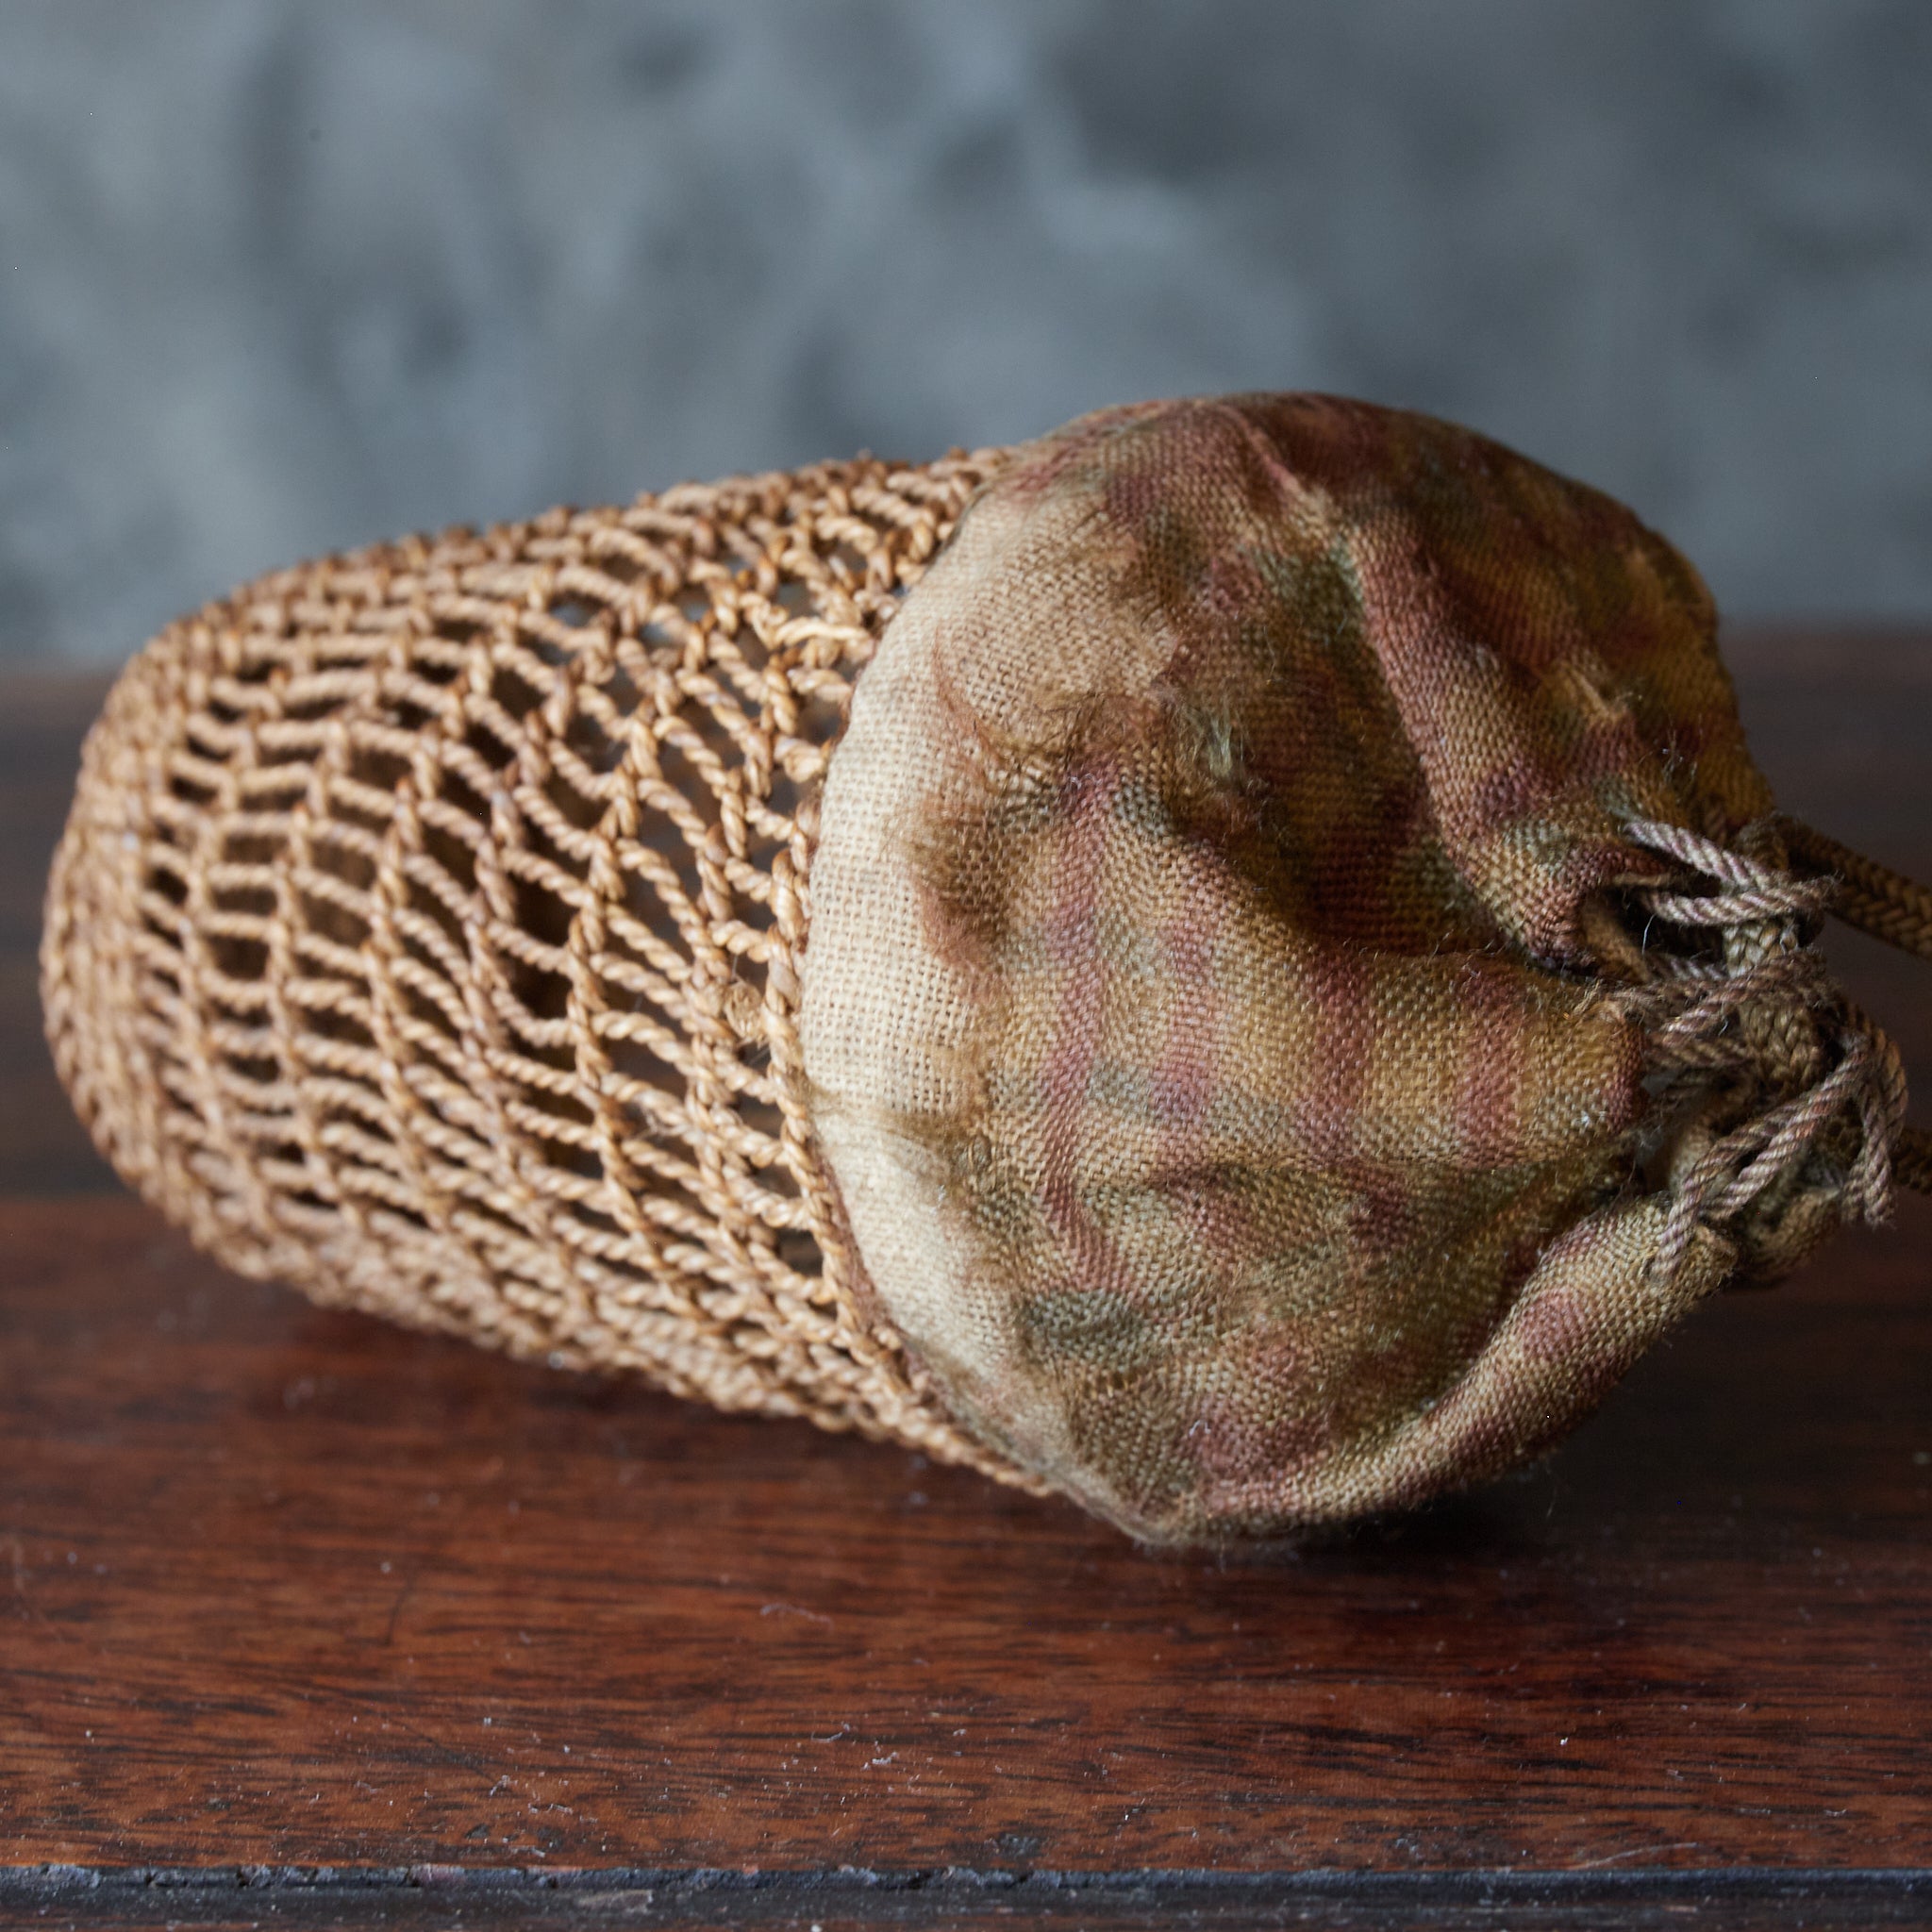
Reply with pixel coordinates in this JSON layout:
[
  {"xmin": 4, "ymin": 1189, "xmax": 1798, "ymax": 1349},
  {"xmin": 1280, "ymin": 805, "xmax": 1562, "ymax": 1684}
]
[{"xmin": 3, "ymin": 640, "xmax": 1929, "ymax": 1929}]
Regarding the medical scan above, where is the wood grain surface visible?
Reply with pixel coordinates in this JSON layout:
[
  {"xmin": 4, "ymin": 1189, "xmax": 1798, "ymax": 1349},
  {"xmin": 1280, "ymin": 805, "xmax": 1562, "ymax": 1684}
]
[{"xmin": 2, "ymin": 638, "xmax": 1928, "ymax": 1926}]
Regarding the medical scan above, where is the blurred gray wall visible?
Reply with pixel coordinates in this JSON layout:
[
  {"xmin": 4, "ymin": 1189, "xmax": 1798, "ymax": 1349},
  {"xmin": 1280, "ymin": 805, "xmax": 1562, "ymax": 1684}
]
[{"xmin": 3, "ymin": 0, "xmax": 1930, "ymax": 663}]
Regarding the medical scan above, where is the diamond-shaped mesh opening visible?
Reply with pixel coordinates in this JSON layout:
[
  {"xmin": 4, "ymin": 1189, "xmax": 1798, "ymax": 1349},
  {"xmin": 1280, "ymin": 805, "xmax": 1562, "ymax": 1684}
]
[{"xmin": 46, "ymin": 449, "xmax": 1036, "ymax": 1484}]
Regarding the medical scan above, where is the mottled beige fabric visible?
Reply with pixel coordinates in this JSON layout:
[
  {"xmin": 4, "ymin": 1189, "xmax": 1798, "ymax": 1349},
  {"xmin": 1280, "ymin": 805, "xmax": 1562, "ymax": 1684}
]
[{"xmin": 801, "ymin": 393, "xmax": 1895, "ymax": 1545}]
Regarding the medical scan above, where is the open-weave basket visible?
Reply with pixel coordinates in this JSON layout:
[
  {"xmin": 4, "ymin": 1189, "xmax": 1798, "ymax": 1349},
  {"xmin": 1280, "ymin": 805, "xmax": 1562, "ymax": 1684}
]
[
  {"xmin": 42, "ymin": 446, "xmax": 1041, "ymax": 1494},
  {"xmin": 43, "ymin": 393, "xmax": 1932, "ymax": 1545}
]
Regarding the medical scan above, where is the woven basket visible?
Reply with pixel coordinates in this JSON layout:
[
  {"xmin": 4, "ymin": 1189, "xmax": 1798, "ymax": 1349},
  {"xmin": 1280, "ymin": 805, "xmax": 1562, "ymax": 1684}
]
[
  {"xmin": 42, "ymin": 447, "xmax": 1040, "ymax": 1495},
  {"xmin": 43, "ymin": 394, "xmax": 1932, "ymax": 1546}
]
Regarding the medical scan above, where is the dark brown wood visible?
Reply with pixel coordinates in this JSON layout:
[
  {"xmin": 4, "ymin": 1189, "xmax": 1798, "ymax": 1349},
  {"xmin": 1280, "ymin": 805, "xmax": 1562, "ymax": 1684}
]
[
  {"xmin": 2, "ymin": 639, "xmax": 1929, "ymax": 1924},
  {"xmin": 2, "ymin": 1868, "xmax": 1930, "ymax": 1931},
  {"xmin": 6, "ymin": 1184, "xmax": 1926, "ymax": 1878}
]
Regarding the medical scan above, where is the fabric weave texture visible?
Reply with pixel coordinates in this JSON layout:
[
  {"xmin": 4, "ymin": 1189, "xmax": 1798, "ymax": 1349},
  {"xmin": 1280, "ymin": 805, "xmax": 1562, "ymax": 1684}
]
[{"xmin": 801, "ymin": 394, "xmax": 1898, "ymax": 1543}]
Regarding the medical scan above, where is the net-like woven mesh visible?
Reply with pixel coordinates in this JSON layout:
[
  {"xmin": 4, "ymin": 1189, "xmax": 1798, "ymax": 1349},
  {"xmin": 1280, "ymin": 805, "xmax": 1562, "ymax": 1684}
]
[{"xmin": 42, "ymin": 448, "xmax": 1044, "ymax": 1491}]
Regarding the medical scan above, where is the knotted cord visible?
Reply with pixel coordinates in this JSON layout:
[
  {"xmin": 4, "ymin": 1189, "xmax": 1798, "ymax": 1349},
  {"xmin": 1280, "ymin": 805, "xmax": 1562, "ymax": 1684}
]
[
  {"xmin": 1778, "ymin": 815, "xmax": 1932, "ymax": 1196},
  {"xmin": 1608, "ymin": 816, "xmax": 1930, "ymax": 1279}
]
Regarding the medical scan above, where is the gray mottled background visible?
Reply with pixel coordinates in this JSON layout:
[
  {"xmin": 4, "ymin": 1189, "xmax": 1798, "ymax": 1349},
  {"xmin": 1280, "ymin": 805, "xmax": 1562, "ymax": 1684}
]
[{"xmin": 3, "ymin": 0, "xmax": 1930, "ymax": 663}]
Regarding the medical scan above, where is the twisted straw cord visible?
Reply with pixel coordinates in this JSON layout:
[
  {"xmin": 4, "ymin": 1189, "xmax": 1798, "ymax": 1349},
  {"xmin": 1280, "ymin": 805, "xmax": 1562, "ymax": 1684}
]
[
  {"xmin": 1622, "ymin": 816, "xmax": 1837, "ymax": 926},
  {"xmin": 1653, "ymin": 1026, "xmax": 1897, "ymax": 1281},
  {"xmin": 1617, "ymin": 815, "xmax": 1925, "ymax": 1277},
  {"xmin": 1776, "ymin": 813, "xmax": 1932, "ymax": 1199},
  {"xmin": 1777, "ymin": 814, "xmax": 1932, "ymax": 966}
]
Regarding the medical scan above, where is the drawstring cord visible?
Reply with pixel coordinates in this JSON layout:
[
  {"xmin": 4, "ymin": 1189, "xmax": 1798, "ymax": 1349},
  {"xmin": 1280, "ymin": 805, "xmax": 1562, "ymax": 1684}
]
[
  {"xmin": 1777, "ymin": 814, "xmax": 1932, "ymax": 1196},
  {"xmin": 1605, "ymin": 815, "xmax": 1930, "ymax": 1279}
]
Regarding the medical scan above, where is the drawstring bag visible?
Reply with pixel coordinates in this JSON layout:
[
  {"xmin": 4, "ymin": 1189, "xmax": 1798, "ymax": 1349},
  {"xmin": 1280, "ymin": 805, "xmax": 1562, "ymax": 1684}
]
[{"xmin": 43, "ymin": 392, "xmax": 1931, "ymax": 1547}]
